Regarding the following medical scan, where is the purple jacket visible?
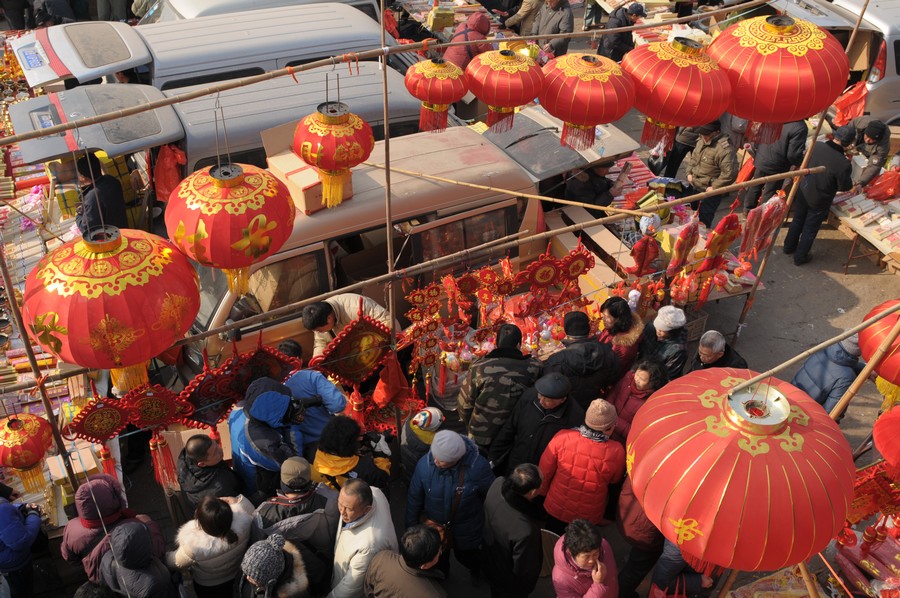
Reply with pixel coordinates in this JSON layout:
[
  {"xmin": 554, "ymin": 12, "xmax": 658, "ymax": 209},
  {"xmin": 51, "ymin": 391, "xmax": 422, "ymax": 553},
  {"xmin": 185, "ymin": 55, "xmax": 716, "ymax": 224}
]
[{"xmin": 552, "ymin": 535, "xmax": 618, "ymax": 598}]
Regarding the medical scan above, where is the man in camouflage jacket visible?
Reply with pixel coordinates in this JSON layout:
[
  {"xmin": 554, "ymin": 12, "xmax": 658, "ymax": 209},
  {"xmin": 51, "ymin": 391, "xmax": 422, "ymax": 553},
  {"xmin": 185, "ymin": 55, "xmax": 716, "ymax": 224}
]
[{"xmin": 458, "ymin": 324, "xmax": 542, "ymax": 454}]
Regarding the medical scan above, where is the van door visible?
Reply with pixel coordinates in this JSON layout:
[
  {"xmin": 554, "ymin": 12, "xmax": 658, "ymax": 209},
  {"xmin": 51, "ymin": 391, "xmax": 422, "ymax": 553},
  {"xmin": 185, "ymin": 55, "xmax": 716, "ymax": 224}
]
[{"xmin": 11, "ymin": 22, "xmax": 152, "ymax": 89}]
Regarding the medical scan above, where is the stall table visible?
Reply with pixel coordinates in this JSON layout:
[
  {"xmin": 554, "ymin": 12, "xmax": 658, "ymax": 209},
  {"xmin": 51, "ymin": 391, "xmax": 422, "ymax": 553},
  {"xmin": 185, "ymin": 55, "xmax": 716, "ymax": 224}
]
[
  {"xmin": 398, "ymin": 0, "xmax": 510, "ymax": 42},
  {"xmin": 830, "ymin": 195, "xmax": 900, "ymax": 275}
]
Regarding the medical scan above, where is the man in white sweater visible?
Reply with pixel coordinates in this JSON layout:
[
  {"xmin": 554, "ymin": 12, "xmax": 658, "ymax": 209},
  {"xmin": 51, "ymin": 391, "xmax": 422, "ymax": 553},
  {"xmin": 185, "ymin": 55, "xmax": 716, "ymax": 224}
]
[{"xmin": 328, "ymin": 479, "xmax": 398, "ymax": 598}]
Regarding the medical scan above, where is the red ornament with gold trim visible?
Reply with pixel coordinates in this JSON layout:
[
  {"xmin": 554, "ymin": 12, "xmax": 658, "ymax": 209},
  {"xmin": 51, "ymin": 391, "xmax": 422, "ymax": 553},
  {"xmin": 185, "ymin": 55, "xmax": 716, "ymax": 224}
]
[
  {"xmin": 404, "ymin": 58, "xmax": 469, "ymax": 133},
  {"xmin": 539, "ymin": 53, "xmax": 635, "ymax": 150},
  {"xmin": 706, "ymin": 15, "xmax": 849, "ymax": 144},
  {"xmin": 0, "ymin": 414, "xmax": 53, "ymax": 493},
  {"xmin": 621, "ymin": 37, "xmax": 731, "ymax": 151},
  {"xmin": 859, "ymin": 300, "xmax": 900, "ymax": 385},
  {"xmin": 465, "ymin": 49, "xmax": 544, "ymax": 133},
  {"xmin": 627, "ymin": 368, "xmax": 855, "ymax": 573},
  {"xmin": 292, "ymin": 102, "xmax": 375, "ymax": 209},
  {"xmin": 166, "ymin": 163, "xmax": 295, "ymax": 296},
  {"xmin": 22, "ymin": 228, "xmax": 200, "ymax": 392}
]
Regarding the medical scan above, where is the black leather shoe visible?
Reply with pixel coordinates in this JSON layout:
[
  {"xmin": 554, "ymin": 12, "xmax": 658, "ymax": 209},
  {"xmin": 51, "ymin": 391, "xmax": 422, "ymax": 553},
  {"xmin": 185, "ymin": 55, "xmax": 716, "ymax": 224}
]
[
  {"xmin": 783, "ymin": 246, "xmax": 795, "ymax": 255},
  {"xmin": 794, "ymin": 254, "xmax": 813, "ymax": 265}
]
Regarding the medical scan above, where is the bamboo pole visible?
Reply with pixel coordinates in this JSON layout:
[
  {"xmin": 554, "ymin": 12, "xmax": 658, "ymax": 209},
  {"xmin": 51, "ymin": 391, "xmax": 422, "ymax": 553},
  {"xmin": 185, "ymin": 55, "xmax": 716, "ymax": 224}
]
[
  {"xmin": 716, "ymin": 569, "xmax": 740, "ymax": 597},
  {"xmin": 0, "ymin": 241, "xmax": 79, "ymax": 491},
  {"xmin": 797, "ymin": 561, "xmax": 821, "ymax": 598},
  {"xmin": 829, "ymin": 316, "xmax": 900, "ymax": 420}
]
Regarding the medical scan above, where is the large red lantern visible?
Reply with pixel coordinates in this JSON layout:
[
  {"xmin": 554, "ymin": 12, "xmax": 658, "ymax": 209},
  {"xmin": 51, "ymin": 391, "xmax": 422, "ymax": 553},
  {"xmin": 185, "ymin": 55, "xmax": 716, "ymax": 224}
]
[
  {"xmin": 165, "ymin": 163, "xmax": 295, "ymax": 295},
  {"xmin": 539, "ymin": 53, "xmax": 635, "ymax": 151},
  {"xmin": 465, "ymin": 49, "xmax": 544, "ymax": 133},
  {"xmin": 292, "ymin": 102, "xmax": 375, "ymax": 209},
  {"xmin": 0, "ymin": 414, "xmax": 53, "ymax": 493},
  {"xmin": 622, "ymin": 37, "xmax": 731, "ymax": 150},
  {"xmin": 22, "ymin": 228, "xmax": 201, "ymax": 391},
  {"xmin": 860, "ymin": 300, "xmax": 900, "ymax": 385},
  {"xmin": 404, "ymin": 58, "xmax": 469, "ymax": 133},
  {"xmin": 628, "ymin": 368, "xmax": 855, "ymax": 573},
  {"xmin": 706, "ymin": 15, "xmax": 849, "ymax": 143},
  {"xmin": 874, "ymin": 407, "xmax": 900, "ymax": 472}
]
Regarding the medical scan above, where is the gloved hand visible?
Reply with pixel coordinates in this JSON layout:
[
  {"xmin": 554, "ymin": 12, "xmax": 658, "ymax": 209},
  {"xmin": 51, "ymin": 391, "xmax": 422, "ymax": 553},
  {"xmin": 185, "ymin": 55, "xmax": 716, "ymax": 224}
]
[
  {"xmin": 363, "ymin": 431, "xmax": 392, "ymax": 458},
  {"xmin": 299, "ymin": 395, "xmax": 324, "ymax": 408}
]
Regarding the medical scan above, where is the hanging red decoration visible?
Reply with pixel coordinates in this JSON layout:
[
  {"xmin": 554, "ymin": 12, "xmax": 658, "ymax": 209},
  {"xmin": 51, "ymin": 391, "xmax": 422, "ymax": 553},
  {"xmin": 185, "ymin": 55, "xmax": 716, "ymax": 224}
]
[
  {"xmin": 859, "ymin": 300, "xmax": 900, "ymax": 385},
  {"xmin": 696, "ymin": 212, "xmax": 742, "ymax": 273},
  {"xmin": 666, "ymin": 218, "xmax": 700, "ymax": 277},
  {"xmin": 874, "ymin": 408, "xmax": 900, "ymax": 473},
  {"xmin": 22, "ymin": 228, "xmax": 201, "ymax": 392},
  {"xmin": 739, "ymin": 193, "xmax": 787, "ymax": 261},
  {"xmin": 539, "ymin": 53, "xmax": 635, "ymax": 150},
  {"xmin": 292, "ymin": 101, "xmax": 375, "ymax": 208},
  {"xmin": 0, "ymin": 414, "xmax": 53, "ymax": 494},
  {"xmin": 622, "ymin": 37, "xmax": 731, "ymax": 151},
  {"xmin": 230, "ymin": 341, "xmax": 303, "ymax": 397},
  {"xmin": 404, "ymin": 58, "xmax": 469, "ymax": 132},
  {"xmin": 706, "ymin": 15, "xmax": 849, "ymax": 144},
  {"xmin": 149, "ymin": 430, "xmax": 178, "ymax": 492},
  {"xmin": 121, "ymin": 384, "xmax": 193, "ymax": 429},
  {"xmin": 626, "ymin": 236, "xmax": 661, "ymax": 278},
  {"xmin": 66, "ymin": 397, "xmax": 134, "ymax": 444},
  {"xmin": 465, "ymin": 49, "xmax": 544, "ymax": 133},
  {"xmin": 166, "ymin": 163, "xmax": 296, "ymax": 296},
  {"xmin": 628, "ymin": 369, "xmax": 855, "ymax": 573},
  {"xmin": 179, "ymin": 354, "xmax": 244, "ymax": 430}
]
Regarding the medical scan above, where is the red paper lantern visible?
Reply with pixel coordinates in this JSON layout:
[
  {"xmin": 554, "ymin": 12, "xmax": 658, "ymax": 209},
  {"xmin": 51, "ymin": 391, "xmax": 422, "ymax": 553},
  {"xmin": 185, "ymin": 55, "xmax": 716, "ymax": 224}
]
[
  {"xmin": 0, "ymin": 414, "xmax": 53, "ymax": 493},
  {"xmin": 622, "ymin": 37, "xmax": 731, "ymax": 150},
  {"xmin": 292, "ymin": 102, "xmax": 375, "ymax": 209},
  {"xmin": 465, "ymin": 49, "xmax": 544, "ymax": 132},
  {"xmin": 627, "ymin": 368, "xmax": 855, "ymax": 573},
  {"xmin": 166, "ymin": 163, "xmax": 295, "ymax": 296},
  {"xmin": 706, "ymin": 15, "xmax": 849, "ymax": 143},
  {"xmin": 404, "ymin": 58, "xmax": 469, "ymax": 133},
  {"xmin": 22, "ymin": 228, "xmax": 201, "ymax": 391},
  {"xmin": 874, "ymin": 408, "xmax": 900, "ymax": 471},
  {"xmin": 539, "ymin": 53, "xmax": 635, "ymax": 150},
  {"xmin": 859, "ymin": 299, "xmax": 900, "ymax": 385}
]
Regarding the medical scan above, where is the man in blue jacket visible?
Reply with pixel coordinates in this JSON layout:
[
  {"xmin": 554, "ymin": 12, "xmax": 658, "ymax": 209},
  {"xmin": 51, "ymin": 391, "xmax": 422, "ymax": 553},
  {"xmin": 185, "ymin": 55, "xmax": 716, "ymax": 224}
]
[
  {"xmin": 284, "ymin": 369, "xmax": 347, "ymax": 461},
  {"xmin": 0, "ymin": 482, "xmax": 42, "ymax": 598},
  {"xmin": 792, "ymin": 334, "xmax": 865, "ymax": 419}
]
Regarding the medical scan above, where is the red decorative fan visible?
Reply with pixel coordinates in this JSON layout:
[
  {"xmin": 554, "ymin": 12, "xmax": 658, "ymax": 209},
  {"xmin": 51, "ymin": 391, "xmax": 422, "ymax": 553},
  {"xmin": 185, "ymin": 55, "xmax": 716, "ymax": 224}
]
[
  {"xmin": 66, "ymin": 398, "xmax": 135, "ymax": 444},
  {"xmin": 317, "ymin": 315, "xmax": 394, "ymax": 387},
  {"xmin": 179, "ymin": 356, "xmax": 244, "ymax": 429},
  {"xmin": 121, "ymin": 384, "xmax": 193, "ymax": 429}
]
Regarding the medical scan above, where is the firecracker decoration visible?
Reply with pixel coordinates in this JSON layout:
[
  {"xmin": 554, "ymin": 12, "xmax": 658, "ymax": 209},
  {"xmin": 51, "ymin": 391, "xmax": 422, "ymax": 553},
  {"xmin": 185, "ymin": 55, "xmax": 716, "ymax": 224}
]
[
  {"xmin": 739, "ymin": 192, "xmax": 787, "ymax": 261},
  {"xmin": 859, "ymin": 300, "xmax": 900, "ymax": 386},
  {"xmin": 65, "ymin": 396, "xmax": 135, "ymax": 444},
  {"xmin": 149, "ymin": 430, "xmax": 178, "ymax": 492},
  {"xmin": 697, "ymin": 212, "xmax": 742, "ymax": 274},
  {"xmin": 179, "ymin": 354, "xmax": 244, "ymax": 429},
  {"xmin": 666, "ymin": 217, "xmax": 700, "ymax": 277},
  {"xmin": 404, "ymin": 58, "xmax": 469, "ymax": 132},
  {"xmin": 0, "ymin": 414, "xmax": 53, "ymax": 494},
  {"xmin": 121, "ymin": 384, "xmax": 193, "ymax": 430},
  {"xmin": 465, "ymin": 50, "xmax": 545, "ymax": 132},
  {"xmin": 626, "ymin": 236, "xmax": 661, "ymax": 277},
  {"xmin": 846, "ymin": 461, "xmax": 900, "ymax": 525},
  {"xmin": 292, "ymin": 102, "xmax": 375, "ymax": 208},
  {"xmin": 166, "ymin": 163, "xmax": 296, "ymax": 295}
]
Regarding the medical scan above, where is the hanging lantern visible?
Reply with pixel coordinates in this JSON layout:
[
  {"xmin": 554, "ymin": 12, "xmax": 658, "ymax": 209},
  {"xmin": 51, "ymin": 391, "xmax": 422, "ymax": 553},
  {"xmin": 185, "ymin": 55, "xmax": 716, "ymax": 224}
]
[
  {"xmin": 627, "ymin": 368, "xmax": 855, "ymax": 573},
  {"xmin": 465, "ymin": 49, "xmax": 544, "ymax": 133},
  {"xmin": 539, "ymin": 53, "xmax": 635, "ymax": 150},
  {"xmin": 706, "ymin": 15, "xmax": 849, "ymax": 144},
  {"xmin": 860, "ymin": 300, "xmax": 900, "ymax": 386},
  {"xmin": 0, "ymin": 414, "xmax": 53, "ymax": 493},
  {"xmin": 166, "ymin": 163, "xmax": 295, "ymax": 296},
  {"xmin": 622, "ymin": 37, "xmax": 732, "ymax": 151},
  {"xmin": 292, "ymin": 102, "xmax": 375, "ymax": 209},
  {"xmin": 874, "ymin": 408, "xmax": 900, "ymax": 473},
  {"xmin": 22, "ymin": 228, "xmax": 200, "ymax": 392},
  {"xmin": 404, "ymin": 58, "xmax": 469, "ymax": 133}
]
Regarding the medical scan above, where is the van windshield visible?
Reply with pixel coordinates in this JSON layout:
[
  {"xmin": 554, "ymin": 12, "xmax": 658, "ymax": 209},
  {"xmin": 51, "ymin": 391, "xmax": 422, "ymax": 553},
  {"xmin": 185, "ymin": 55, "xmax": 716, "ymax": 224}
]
[
  {"xmin": 193, "ymin": 261, "xmax": 229, "ymax": 331},
  {"xmin": 139, "ymin": 0, "xmax": 184, "ymax": 24}
]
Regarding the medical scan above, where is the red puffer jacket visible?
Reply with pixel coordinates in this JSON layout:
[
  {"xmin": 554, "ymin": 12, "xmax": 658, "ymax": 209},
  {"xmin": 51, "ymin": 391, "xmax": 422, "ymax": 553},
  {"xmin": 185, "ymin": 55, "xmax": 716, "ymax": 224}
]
[
  {"xmin": 539, "ymin": 428, "xmax": 626, "ymax": 525},
  {"xmin": 607, "ymin": 371, "xmax": 653, "ymax": 444}
]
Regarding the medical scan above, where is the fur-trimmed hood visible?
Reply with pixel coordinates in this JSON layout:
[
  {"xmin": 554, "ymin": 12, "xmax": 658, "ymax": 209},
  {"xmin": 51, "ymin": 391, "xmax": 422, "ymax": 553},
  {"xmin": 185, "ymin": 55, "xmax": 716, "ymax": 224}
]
[
  {"xmin": 172, "ymin": 506, "xmax": 252, "ymax": 560},
  {"xmin": 609, "ymin": 316, "xmax": 644, "ymax": 348}
]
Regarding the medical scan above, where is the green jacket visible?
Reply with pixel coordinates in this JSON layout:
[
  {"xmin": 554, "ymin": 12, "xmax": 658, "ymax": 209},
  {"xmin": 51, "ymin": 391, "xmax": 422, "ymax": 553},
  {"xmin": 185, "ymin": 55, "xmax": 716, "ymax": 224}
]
[{"xmin": 686, "ymin": 132, "xmax": 737, "ymax": 190}]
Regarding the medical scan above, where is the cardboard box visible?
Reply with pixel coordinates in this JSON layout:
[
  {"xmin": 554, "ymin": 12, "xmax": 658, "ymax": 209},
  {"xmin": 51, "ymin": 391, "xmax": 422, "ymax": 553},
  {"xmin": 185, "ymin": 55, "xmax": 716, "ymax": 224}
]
[
  {"xmin": 889, "ymin": 125, "xmax": 900, "ymax": 156},
  {"xmin": 48, "ymin": 442, "xmax": 99, "ymax": 487}
]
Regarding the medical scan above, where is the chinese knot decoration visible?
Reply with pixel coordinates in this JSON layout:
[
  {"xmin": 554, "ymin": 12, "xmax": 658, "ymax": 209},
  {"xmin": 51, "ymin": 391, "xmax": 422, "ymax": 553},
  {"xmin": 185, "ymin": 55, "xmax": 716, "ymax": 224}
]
[
  {"xmin": 622, "ymin": 37, "xmax": 731, "ymax": 151},
  {"xmin": 22, "ymin": 228, "xmax": 201, "ymax": 391},
  {"xmin": 539, "ymin": 53, "xmax": 635, "ymax": 151},
  {"xmin": 465, "ymin": 50, "xmax": 544, "ymax": 133},
  {"xmin": 166, "ymin": 163, "xmax": 295, "ymax": 295},
  {"xmin": 706, "ymin": 15, "xmax": 849, "ymax": 144},
  {"xmin": 0, "ymin": 414, "xmax": 53, "ymax": 493},
  {"xmin": 404, "ymin": 58, "xmax": 469, "ymax": 133},
  {"xmin": 293, "ymin": 102, "xmax": 375, "ymax": 209}
]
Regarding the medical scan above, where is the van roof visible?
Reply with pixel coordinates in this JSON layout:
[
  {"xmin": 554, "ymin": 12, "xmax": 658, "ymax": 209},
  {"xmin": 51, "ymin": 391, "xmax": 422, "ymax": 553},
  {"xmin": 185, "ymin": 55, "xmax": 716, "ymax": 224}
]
[
  {"xmin": 167, "ymin": 63, "xmax": 420, "ymax": 156},
  {"xmin": 831, "ymin": 0, "xmax": 900, "ymax": 35},
  {"xmin": 158, "ymin": 0, "xmax": 346, "ymax": 19},
  {"xmin": 281, "ymin": 127, "xmax": 536, "ymax": 250},
  {"xmin": 777, "ymin": 0, "xmax": 873, "ymax": 30},
  {"xmin": 137, "ymin": 4, "xmax": 387, "ymax": 81}
]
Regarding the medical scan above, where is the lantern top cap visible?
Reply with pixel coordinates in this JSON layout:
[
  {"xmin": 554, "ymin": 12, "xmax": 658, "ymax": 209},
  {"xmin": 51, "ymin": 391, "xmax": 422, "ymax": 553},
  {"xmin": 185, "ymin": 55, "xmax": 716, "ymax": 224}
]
[
  {"xmin": 5, "ymin": 418, "xmax": 23, "ymax": 431},
  {"xmin": 315, "ymin": 101, "xmax": 351, "ymax": 126},
  {"xmin": 671, "ymin": 37, "xmax": 702, "ymax": 54},
  {"xmin": 82, "ymin": 226, "xmax": 123, "ymax": 254},
  {"xmin": 578, "ymin": 54, "xmax": 601, "ymax": 65},
  {"xmin": 765, "ymin": 15, "xmax": 796, "ymax": 34},
  {"xmin": 498, "ymin": 49, "xmax": 516, "ymax": 59},
  {"xmin": 209, "ymin": 163, "xmax": 246, "ymax": 188},
  {"xmin": 725, "ymin": 381, "xmax": 791, "ymax": 435}
]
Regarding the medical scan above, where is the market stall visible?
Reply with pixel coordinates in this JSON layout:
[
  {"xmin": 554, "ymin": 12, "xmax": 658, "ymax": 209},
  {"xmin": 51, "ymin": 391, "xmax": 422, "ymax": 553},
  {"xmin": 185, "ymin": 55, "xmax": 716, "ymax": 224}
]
[{"xmin": 830, "ymin": 169, "xmax": 900, "ymax": 274}]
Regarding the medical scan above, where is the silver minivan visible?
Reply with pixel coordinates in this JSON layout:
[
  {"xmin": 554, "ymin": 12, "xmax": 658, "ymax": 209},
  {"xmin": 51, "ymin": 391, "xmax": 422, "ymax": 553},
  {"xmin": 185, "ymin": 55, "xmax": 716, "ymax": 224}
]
[{"xmin": 139, "ymin": 0, "xmax": 382, "ymax": 24}]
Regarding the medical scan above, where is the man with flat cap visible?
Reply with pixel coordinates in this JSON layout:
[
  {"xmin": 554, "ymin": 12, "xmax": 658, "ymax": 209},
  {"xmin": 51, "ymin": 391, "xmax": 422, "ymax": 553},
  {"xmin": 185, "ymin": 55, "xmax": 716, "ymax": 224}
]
[
  {"xmin": 849, "ymin": 116, "xmax": 891, "ymax": 188},
  {"xmin": 488, "ymin": 372, "xmax": 585, "ymax": 475}
]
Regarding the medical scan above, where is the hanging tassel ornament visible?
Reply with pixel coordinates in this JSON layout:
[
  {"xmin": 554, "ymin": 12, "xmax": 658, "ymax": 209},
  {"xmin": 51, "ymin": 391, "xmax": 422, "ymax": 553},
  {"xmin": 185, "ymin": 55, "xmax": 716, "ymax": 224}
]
[
  {"xmin": 641, "ymin": 117, "xmax": 678, "ymax": 152},
  {"xmin": 110, "ymin": 363, "xmax": 150, "ymax": 394},
  {"xmin": 878, "ymin": 376, "xmax": 900, "ymax": 411},
  {"xmin": 149, "ymin": 432, "xmax": 178, "ymax": 492},
  {"xmin": 222, "ymin": 268, "xmax": 251, "ymax": 296},
  {"xmin": 100, "ymin": 441, "xmax": 118, "ymax": 477},
  {"xmin": 348, "ymin": 386, "xmax": 368, "ymax": 431}
]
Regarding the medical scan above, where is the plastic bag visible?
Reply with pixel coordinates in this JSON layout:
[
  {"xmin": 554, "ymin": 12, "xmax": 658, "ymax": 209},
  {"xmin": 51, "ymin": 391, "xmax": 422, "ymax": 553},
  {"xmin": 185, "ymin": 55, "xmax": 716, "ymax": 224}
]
[
  {"xmin": 648, "ymin": 140, "xmax": 667, "ymax": 175},
  {"xmin": 832, "ymin": 81, "xmax": 868, "ymax": 127},
  {"xmin": 154, "ymin": 144, "xmax": 186, "ymax": 202},
  {"xmin": 865, "ymin": 171, "xmax": 900, "ymax": 202},
  {"xmin": 372, "ymin": 352, "xmax": 410, "ymax": 408}
]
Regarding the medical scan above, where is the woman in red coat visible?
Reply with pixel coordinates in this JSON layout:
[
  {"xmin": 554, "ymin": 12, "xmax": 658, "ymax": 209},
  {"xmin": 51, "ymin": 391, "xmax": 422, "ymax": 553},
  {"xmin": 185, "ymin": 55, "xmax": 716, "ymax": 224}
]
[
  {"xmin": 443, "ymin": 13, "xmax": 494, "ymax": 69},
  {"xmin": 596, "ymin": 296, "xmax": 644, "ymax": 373},
  {"xmin": 607, "ymin": 358, "xmax": 668, "ymax": 445},
  {"xmin": 539, "ymin": 399, "xmax": 625, "ymax": 534}
]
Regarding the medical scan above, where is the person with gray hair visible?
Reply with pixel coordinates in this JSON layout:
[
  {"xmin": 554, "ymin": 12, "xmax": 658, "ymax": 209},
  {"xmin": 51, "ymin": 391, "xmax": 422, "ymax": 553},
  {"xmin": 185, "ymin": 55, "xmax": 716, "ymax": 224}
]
[
  {"xmin": 688, "ymin": 330, "xmax": 748, "ymax": 373},
  {"xmin": 791, "ymin": 334, "xmax": 865, "ymax": 418}
]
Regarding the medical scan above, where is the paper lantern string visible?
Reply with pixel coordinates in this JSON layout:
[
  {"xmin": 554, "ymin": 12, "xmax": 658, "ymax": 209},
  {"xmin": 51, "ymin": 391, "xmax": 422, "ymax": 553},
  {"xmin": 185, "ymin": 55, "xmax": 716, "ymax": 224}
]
[
  {"xmin": 341, "ymin": 53, "xmax": 361, "ymax": 76},
  {"xmin": 286, "ymin": 65, "xmax": 298, "ymax": 84}
]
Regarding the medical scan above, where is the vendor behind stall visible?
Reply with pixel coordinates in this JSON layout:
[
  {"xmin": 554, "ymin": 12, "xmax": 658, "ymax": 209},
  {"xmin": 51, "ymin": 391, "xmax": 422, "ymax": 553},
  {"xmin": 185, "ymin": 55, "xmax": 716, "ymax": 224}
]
[
  {"xmin": 685, "ymin": 119, "xmax": 737, "ymax": 228},
  {"xmin": 849, "ymin": 117, "xmax": 890, "ymax": 188},
  {"xmin": 532, "ymin": 0, "xmax": 575, "ymax": 59},
  {"xmin": 75, "ymin": 154, "xmax": 129, "ymax": 236},
  {"xmin": 444, "ymin": 14, "xmax": 495, "ymax": 70},
  {"xmin": 564, "ymin": 161, "xmax": 622, "ymax": 217}
]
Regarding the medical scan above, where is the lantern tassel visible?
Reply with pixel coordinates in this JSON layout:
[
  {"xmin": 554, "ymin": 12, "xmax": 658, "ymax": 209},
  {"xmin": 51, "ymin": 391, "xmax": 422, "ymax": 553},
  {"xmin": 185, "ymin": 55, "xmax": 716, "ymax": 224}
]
[
  {"xmin": 420, "ymin": 102, "xmax": 450, "ymax": 133},
  {"xmin": 100, "ymin": 442, "xmax": 118, "ymax": 477},
  {"xmin": 681, "ymin": 552, "xmax": 722, "ymax": 577},
  {"xmin": 223, "ymin": 268, "xmax": 251, "ymax": 296},
  {"xmin": 149, "ymin": 433, "xmax": 178, "ymax": 492},
  {"xmin": 487, "ymin": 106, "xmax": 516, "ymax": 133},
  {"xmin": 319, "ymin": 170, "xmax": 349, "ymax": 209},
  {"xmin": 110, "ymin": 363, "xmax": 149, "ymax": 393},
  {"xmin": 878, "ymin": 376, "xmax": 900, "ymax": 411},
  {"xmin": 745, "ymin": 121, "xmax": 783, "ymax": 145},
  {"xmin": 561, "ymin": 123, "xmax": 597, "ymax": 151},
  {"xmin": 348, "ymin": 385, "xmax": 368, "ymax": 431},
  {"xmin": 641, "ymin": 118, "xmax": 677, "ymax": 152},
  {"xmin": 17, "ymin": 463, "xmax": 48, "ymax": 495}
]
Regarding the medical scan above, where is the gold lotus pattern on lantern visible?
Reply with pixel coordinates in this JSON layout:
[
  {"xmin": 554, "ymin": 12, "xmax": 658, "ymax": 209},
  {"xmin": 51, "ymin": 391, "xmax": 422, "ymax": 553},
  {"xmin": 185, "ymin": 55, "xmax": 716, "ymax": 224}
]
[
  {"xmin": 173, "ymin": 220, "xmax": 209, "ymax": 264},
  {"xmin": 479, "ymin": 50, "xmax": 538, "ymax": 74},
  {"xmin": 552, "ymin": 53, "xmax": 623, "ymax": 82},
  {"xmin": 647, "ymin": 42, "xmax": 719, "ymax": 72},
  {"xmin": 174, "ymin": 168, "xmax": 281, "ymax": 216},
  {"xmin": 36, "ymin": 236, "xmax": 175, "ymax": 299},
  {"xmin": 29, "ymin": 311, "xmax": 67, "ymax": 355},
  {"xmin": 302, "ymin": 112, "xmax": 368, "ymax": 138},
  {"xmin": 416, "ymin": 60, "xmax": 464, "ymax": 81},
  {"xmin": 87, "ymin": 314, "xmax": 144, "ymax": 366},
  {"xmin": 734, "ymin": 17, "xmax": 826, "ymax": 57}
]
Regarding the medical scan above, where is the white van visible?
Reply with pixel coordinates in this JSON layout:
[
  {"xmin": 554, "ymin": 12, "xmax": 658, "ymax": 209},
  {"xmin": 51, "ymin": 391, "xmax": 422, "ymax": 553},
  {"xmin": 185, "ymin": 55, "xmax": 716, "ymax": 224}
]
[
  {"xmin": 139, "ymin": 0, "xmax": 381, "ymax": 25},
  {"xmin": 11, "ymin": 4, "xmax": 416, "ymax": 92}
]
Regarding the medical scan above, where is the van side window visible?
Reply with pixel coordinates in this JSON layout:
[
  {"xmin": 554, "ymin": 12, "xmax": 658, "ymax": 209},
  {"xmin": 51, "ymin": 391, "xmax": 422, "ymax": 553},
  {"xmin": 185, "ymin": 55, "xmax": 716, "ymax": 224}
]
[
  {"xmin": 895, "ymin": 40, "xmax": 899, "ymax": 76},
  {"xmin": 160, "ymin": 68, "xmax": 265, "ymax": 91},
  {"xmin": 247, "ymin": 251, "xmax": 327, "ymax": 313},
  {"xmin": 193, "ymin": 148, "xmax": 269, "ymax": 172},
  {"xmin": 351, "ymin": 2, "xmax": 379, "ymax": 21}
]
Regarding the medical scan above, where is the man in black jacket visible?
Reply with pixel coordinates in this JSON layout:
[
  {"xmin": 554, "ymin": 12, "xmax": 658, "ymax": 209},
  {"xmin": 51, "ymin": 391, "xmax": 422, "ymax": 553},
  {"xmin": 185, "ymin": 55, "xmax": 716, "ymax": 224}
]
[
  {"xmin": 687, "ymin": 330, "xmax": 748, "ymax": 373},
  {"xmin": 849, "ymin": 116, "xmax": 891, "ymax": 188},
  {"xmin": 176, "ymin": 434, "xmax": 243, "ymax": 509},
  {"xmin": 482, "ymin": 464, "xmax": 545, "ymax": 598},
  {"xmin": 783, "ymin": 125, "xmax": 855, "ymax": 266},
  {"xmin": 743, "ymin": 119, "xmax": 807, "ymax": 211},
  {"xmin": 75, "ymin": 154, "xmax": 129, "ymax": 236},
  {"xmin": 488, "ymin": 372, "xmax": 584, "ymax": 475},
  {"xmin": 598, "ymin": 3, "xmax": 645, "ymax": 62}
]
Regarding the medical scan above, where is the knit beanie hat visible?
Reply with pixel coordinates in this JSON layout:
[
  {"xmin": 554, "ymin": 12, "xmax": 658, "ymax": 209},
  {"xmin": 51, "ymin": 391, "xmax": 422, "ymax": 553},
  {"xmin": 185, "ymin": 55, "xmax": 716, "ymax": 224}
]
[
  {"xmin": 832, "ymin": 125, "xmax": 856, "ymax": 146},
  {"xmin": 431, "ymin": 430, "xmax": 467, "ymax": 463},
  {"xmin": 564, "ymin": 311, "xmax": 591, "ymax": 338},
  {"xmin": 585, "ymin": 399, "xmax": 617, "ymax": 431},
  {"xmin": 839, "ymin": 334, "xmax": 861, "ymax": 357},
  {"xmin": 654, "ymin": 305, "xmax": 686, "ymax": 332},
  {"xmin": 864, "ymin": 120, "xmax": 887, "ymax": 142},
  {"xmin": 411, "ymin": 407, "xmax": 444, "ymax": 432},
  {"xmin": 242, "ymin": 535, "xmax": 286, "ymax": 592}
]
